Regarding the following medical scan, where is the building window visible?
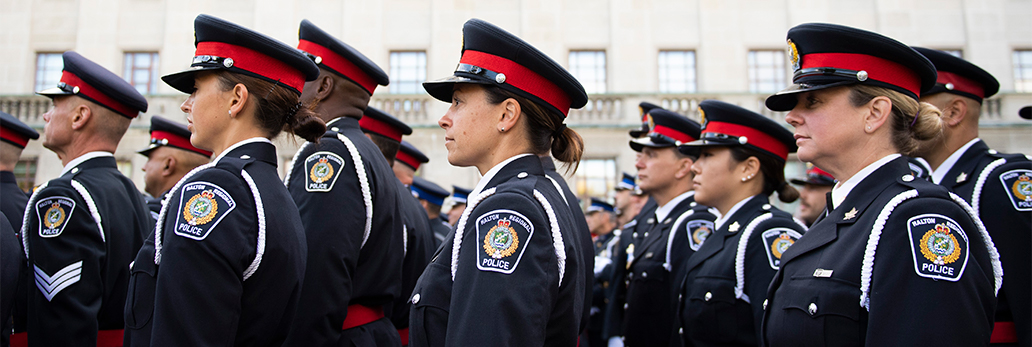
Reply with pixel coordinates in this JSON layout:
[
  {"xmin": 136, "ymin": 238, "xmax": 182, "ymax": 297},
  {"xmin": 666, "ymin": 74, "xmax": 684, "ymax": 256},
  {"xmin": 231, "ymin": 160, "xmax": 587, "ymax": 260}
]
[
  {"xmin": 389, "ymin": 51, "xmax": 427, "ymax": 94},
  {"xmin": 658, "ymin": 50, "xmax": 697, "ymax": 93},
  {"xmin": 35, "ymin": 53, "xmax": 64, "ymax": 92},
  {"xmin": 574, "ymin": 158, "xmax": 616, "ymax": 200},
  {"xmin": 748, "ymin": 50, "xmax": 786, "ymax": 93},
  {"xmin": 124, "ymin": 52, "xmax": 160, "ymax": 94},
  {"xmin": 569, "ymin": 50, "xmax": 607, "ymax": 94},
  {"xmin": 1014, "ymin": 50, "xmax": 1032, "ymax": 93},
  {"xmin": 14, "ymin": 158, "xmax": 37, "ymax": 193}
]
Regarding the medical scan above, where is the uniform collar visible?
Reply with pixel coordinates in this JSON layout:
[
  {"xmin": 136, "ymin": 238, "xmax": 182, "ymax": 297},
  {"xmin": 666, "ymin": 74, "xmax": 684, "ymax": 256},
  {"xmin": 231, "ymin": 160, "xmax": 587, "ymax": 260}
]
[
  {"xmin": 930, "ymin": 138, "xmax": 981, "ymax": 184},
  {"xmin": 831, "ymin": 153, "xmax": 900, "ymax": 209},
  {"xmin": 213, "ymin": 137, "xmax": 274, "ymax": 164},
  {"xmin": 61, "ymin": 151, "xmax": 114, "ymax": 176},
  {"xmin": 0, "ymin": 171, "xmax": 15, "ymax": 183},
  {"xmin": 469, "ymin": 153, "xmax": 535, "ymax": 198},
  {"xmin": 715, "ymin": 194, "xmax": 757, "ymax": 230},
  {"xmin": 654, "ymin": 190, "xmax": 694, "ymax": 223}
]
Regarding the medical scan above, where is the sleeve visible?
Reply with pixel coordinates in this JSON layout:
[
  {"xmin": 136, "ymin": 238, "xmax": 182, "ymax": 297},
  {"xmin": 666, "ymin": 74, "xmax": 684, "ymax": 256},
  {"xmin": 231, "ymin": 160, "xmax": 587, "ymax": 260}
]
[
  {"xmin": 744, "ymin": 217, "xmax": 804, "ymax": 341},
  {"xmin": 446, "ymin": 192, "xmax": 559, "ymax": 346},
  {"xmin": 865, "ymin": 197, "xmax": 996, "ymax": 345},
  {"xmin": 24, "ymin": 184, "xmax": 104, "ymax": 346},
  {"xmin": 149, "ymin": 169, "xmax": 255, "ymax": 346},
  {"xmin": 979, "ymin": 161, "xmax": 1032, "ymax": 342},
  {"xmin": 284, "ymin": 141, "xmax": 366, "ymax": 345}
]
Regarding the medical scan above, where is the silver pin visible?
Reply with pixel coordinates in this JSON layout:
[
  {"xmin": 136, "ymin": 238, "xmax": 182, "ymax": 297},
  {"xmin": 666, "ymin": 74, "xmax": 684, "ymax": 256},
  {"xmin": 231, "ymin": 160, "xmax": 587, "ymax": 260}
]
[
  {"xmin": 240, "ymin": 155, "xmax": 251, "ymax": 159},
  {"xmin": 808, "ymin": 303, "xmax": 818, "ymax": 315},
  {"xmin": 314, "ymin": 56, "xmax": 323, "ymax": 64},
  {"xmin": 762, "ymin": 204, "xmax": 771, "ymax": 210},
  {"xmin": 223, "ymin": 58, "xmax": 234, "ymax": 68},
  {"xmin": 945, "ymin": 82, "xmax": 954, "ymax": 90},
  {"xmin": 331, "ymin": 127, "xmax": 340, "ymax": 132},
  {"xmin": 739, "ymin": 136, "xmax": 748, "ymax": 145},
  {"xmin": 517, "ymin": 172, "xmax": 528, "ymax": 179},
  {"xmin": 72, "ymin": 86, "xmax": 80, "ymax": 94},
  {"xmin": 813, "ymin": 268, "xmax": 834, "ymax": 277},
  {"xmin": 856, "ymin": 70, "xmax": 868, "ymax": 81},
  {"xmin": 902, "ymin": 174, "xmax": 915, "ymax": 182},
  {"xmin": 495, "ymin": 73, "xmax": 506, "ymax": 83}
]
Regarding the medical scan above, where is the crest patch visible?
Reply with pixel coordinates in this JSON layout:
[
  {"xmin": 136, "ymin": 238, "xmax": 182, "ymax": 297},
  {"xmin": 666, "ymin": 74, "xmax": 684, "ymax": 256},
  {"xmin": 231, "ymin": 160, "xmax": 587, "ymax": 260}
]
[
  {"xmin": 1000, "ymin": 169, "xmax": 1032, "ymax": 211},
  {"xmin": 304, "ymin": 151, "xmax": 345, "ymax": 192},
  {"xmin": 36, "ymin": 197, "xmax": 75, "ymax": 238},
  {"xmin": 475, "ymin": 209, "xmax": 533, "ymax": 274},
  {"xmin": 907, "ymin": 214, "xmax": 969, "ymax": 281},
  {"xmin": 687, "ymin": 220, "xmax": 715, "ymax": 251},
  {"xmin": 174, "ymin": 181, "xmax": 236, "ymax": 241},
  {"xmin": 788, "ymin": 39, "xmax": 801, "ymax": 71},
  {"xmin": 761, "ymin": 228, "xmax": 802, "ymax": 269}
]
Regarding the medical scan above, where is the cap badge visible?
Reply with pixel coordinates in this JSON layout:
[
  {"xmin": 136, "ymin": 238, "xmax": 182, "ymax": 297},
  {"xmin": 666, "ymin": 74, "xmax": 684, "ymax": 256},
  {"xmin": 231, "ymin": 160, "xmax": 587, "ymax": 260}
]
[
  {"xmin": 698, "ymin": 107, "xmax": 706, "ymax": 125},
  {"xmin": 856, "ymin": 70, "xmax": 869, "ymax": 82},
  {"xmin": 787, "ymin": 39, "xmax": 800, "ymax": 71},
  {"xmin": 646, "ymin": 114, "xmax": 655, "ymax": 132},
  {"xmin": 495, "ymin": 73, "xmax": 506, "ymax": 84},
  {"xmin": 223, "ymin": 58, "xmax": 234, "ymax": 68}
]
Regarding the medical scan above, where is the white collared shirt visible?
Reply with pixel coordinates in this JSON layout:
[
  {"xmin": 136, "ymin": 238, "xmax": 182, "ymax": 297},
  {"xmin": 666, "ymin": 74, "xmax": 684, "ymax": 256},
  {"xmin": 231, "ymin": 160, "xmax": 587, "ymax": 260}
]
[
  {"xmin": 60, "ymin": 151, "xmax": 114, "ymax": 176},
  {"xmin": 831, "ymin": 154, "xmax": 901, "ymax": 209},
  {"xmin": 654, "ymin": 190, "xmax": 695, "ymax": 223},
  {"xmin": 714, "ymin": 195, "xmax": 756, "ymax": 230},
  {"xmin": 213, "ymin": 137, "xmax": 273, "ymax": 164},
  {"xmin": 930, "ymin": 138, "xmax": 981, "ymax": 185},
  {"xmin": 468, "ymin": 153, "xmax": 534, "ymax": 199}
]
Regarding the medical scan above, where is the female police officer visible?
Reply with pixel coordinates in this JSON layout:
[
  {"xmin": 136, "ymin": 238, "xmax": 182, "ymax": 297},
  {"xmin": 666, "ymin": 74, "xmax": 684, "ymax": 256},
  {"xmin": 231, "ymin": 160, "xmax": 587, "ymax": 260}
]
[
  {"xmin": 408, "ymin": 18, "xmax": 592, "ymax": 346},
  {"xmin": 123, "ymin": 14, "xmax": 323, "ymax": 346},
  {"xmin": 676, "ymin": 100, "xmax": 806, "ymax": 346},
  {"xmin": 761, "ymin": 23, "xmax": 1002, "ymax": 346}
]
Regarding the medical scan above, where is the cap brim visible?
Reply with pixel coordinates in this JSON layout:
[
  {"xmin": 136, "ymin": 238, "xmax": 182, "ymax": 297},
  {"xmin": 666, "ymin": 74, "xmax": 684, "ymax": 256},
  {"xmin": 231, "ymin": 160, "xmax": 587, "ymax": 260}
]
[
  {"xmin": 137, "ymin": 143, "xmax": 160, "ymax": 156},
  {"xmin": 676, "ymin": 138, "xmax": 738, "ymax": 156},
  {"xmin": 36, "ymin": 87, "xmax": 74, "ymax": 97},
  {"xmin": 764, "ymin": 81, "xmax": 857, "ymax": 111},
  {"xmin": 162, "ymin": 66, "xmax": 223, "ymax": 94},
  {"xmin": 789, "ymin": 178, "xmax": 807, "ymax": 186},
  {"xmin": 422, "ymin": 74, "xmax": 495, "ymax": 103},
  {"xmin": 629, "ymin": 137, "xmax": 675, "ymax": 152},
  {"xmin": 628, "ymin": 129, "xmax": 647, "ymax": 138}
]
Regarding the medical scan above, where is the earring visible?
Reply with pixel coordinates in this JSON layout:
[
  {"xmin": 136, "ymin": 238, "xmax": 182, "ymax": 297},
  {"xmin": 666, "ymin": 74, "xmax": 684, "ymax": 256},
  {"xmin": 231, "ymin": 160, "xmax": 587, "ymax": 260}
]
[
  {"xmin": 228, "ymin": 110, "xmax": 233, "ymax": 117},
  {"xmin": 500, "ymin": 127, "xmax": 505, "ymax": 132},
  {"xmin": 866, "ymin": 125, "xmax": 871, "ymax": 131},
  {"xmin": 741, "ymin": 177, "xmax": 747, "ymax": 182}
]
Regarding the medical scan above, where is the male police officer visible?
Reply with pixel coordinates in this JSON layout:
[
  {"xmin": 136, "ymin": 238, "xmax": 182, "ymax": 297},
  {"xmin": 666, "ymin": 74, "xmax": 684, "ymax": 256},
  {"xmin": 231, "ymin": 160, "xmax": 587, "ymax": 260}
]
[
  {"xmin": 0, "ymin": 111, "xmax": 39, "ymax": 233},
  {"xmin": 586, "ymin": 197, "xmax": 618, "ymax": 347},
  {"xmin": 789, "ymin": 163, "xmax": 835, "ymax": 227},
  {"xmin": 21, "ymin": 51, "xmax": 150, "ymax": 346},
  {"xmin": 411, "ymin": 176, "xmax": 452, "ymax": 247},
  {"xmin": 913, "ymin": 47, "xmax": 1031, "ymax": 346},
  {"xmin": 446, "ymin": 185, "xmax": 471, "ymax": 228},
  {"xmin": 285, "ymin": 20, "xmax": 403, "ymax": 346},
  {"xmin": 137, "ymin": 116, "xmax": 211, "ymax": 219},
  {"xmin": 394, "ymin": 141, "xmax": 429, "ymax": 186}
]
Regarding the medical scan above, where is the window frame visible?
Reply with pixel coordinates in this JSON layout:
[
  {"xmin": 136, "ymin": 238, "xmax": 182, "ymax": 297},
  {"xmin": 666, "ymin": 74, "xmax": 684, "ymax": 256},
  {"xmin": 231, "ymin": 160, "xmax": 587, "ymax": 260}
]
[
  {"xmin": 658, "ymin": 50, "xmax": 698, "ymax": 94},
  {"xmin": 123, "ymin": 51, "xmax": 161, "ymax": 95},
  {"xmin": 389, "ymin": 50, "xmax": 428, "ymax": 94},
  {"xmin": 568, "ymin": 50, "xmax": 608, "ymax": 94}
]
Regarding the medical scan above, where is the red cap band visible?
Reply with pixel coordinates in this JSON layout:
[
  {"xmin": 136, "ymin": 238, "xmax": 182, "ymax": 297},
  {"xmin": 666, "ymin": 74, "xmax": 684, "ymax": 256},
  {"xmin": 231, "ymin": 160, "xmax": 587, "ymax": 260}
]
[
  {"xmin": 60, "ymin": 71, "xmax": 139, "ymax": 118},
  {"xmin": 808, "ymin": 166, "xmax": 834, "ymax": 180},
  {"xmin": 195, "ymin": 41, "xmax": 306, "ymax": 93},
  {"xmin": 0, "ymin": 127, "xmax": 30, "ymax": 148},
  {"xmin": 359, "ymin": 116, "xmax": 404, "ymax": 142},
  {"xmin": 801, "ymin": 52, "xmax": 922, "ymax": 97},
  {"xmin": 936, "ymin": 71, "xmax": 984, "ymax": 99},
  {"xmin": 459, "ymin": 50, "xmax": 572, "ymax": 117},
  {"xmin": 150, "ymin": 130, "xmax": 213, "ymax": 157},
  {"xmin": 703, "ymin": 121, "xmax": 790, "ymax": 160},
  {"xmin": 650, "ymin": 125, "xmax": 694, "ymax": 144},
  {"xmin": 396, "ymin": 150, "xmax": 422, "ymax": 170},
  {"xmin": 297, "ymin": 40, "xmax": 378, "ymax": 95}
]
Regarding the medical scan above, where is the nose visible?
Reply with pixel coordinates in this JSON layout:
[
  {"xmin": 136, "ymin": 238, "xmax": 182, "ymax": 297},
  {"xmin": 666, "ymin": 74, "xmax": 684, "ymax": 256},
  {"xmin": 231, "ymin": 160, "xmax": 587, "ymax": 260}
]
[
  {"xmin": 691, "ymin": 160, "xmax": 702, "ymax": 176},
  {"xmin": 785, "ymin": 105, "xmax": 804, "ymax": 127},
  {"xmin": 180, "ymin": 95, "xmax": 194, "ymax": 115},
  {"xmin": 438, "ymin": 111, "xmax": 451, "ymax": 130},
  {"xmin": 634, "ymin": 153, "xmax": 646, "ymax": 170}
]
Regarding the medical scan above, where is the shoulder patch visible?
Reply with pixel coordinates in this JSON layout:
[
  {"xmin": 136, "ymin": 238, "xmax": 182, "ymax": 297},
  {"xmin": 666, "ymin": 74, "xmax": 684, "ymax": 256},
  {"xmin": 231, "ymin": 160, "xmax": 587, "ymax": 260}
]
[
  {"xmin": 907, "ymin": 214, "xmax": 969, "ymax": 281},
  {"xmin": 761, "ymin": 227, "xmax": 802, "ymax": 269},
  {"xmin": 174, "ymin": 181, "xmax": 236, "ymax": 241},
  {"xmin": 304, "ymin": 151, "xmax": 346, "ymax": 192},
  {"xmin": 36, "ymin": 196, "xmax": 75, "ymax": 238},
  {"xmin": 475, "ymin": 209, "xmax": 534, "ymax": 274},
  {"xmin": 687, "ymin": 219, "xmax": 714, "ymax": 251},
  {"xmin": 999, "ymin": 169, "xmax": 1032, "ymax": 211}
]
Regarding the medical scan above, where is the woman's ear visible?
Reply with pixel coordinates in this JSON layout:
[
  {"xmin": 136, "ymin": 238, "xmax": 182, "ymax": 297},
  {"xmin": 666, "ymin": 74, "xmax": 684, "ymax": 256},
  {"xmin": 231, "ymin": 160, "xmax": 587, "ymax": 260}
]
[
  {"xmin": 740, "ymin": 155, "xmax": 761, "ymax": 181},
  {"xmin": 865, "ymin": 95, "xmax": 892, "ymax": 133},
  {"xmin": 228, "ymin": 83, "xmax": 250, "ymax": 116},
  {"xmin": 498, "ymin": 98, "xmax": 521, "ymax": 133}
]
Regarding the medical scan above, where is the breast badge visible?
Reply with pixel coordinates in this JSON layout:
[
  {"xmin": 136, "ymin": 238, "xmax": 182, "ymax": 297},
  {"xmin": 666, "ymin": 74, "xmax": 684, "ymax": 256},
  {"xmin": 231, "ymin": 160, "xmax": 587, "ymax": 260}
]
[
  {"xmin": 475, "ymin": 209, "xmax": 533, "ymax": 274},
  {"xmin": 687, "ymin": 220, "xmax": 715, "ymax": 251},
  {"xmin": 36, "ymin": 196, "xmax": 75, "ymax": 238},
  {"xmin": 174, "ymin": 182, "xmax": 236, "ymax": 241},
  {"xmin": 761, "ymin": 228, "xmax": 802, "ymax": 269},
  {"xmin": 304, "ymin": 151, "xmax": 345, "ymax": 192},
  {"xmin": 907, "ymin": 214, "xmax": 969, "ymax": 281},
  {"xmin": 1000, "ymin": 169, "xmax": 1032, "ymax": 211}
]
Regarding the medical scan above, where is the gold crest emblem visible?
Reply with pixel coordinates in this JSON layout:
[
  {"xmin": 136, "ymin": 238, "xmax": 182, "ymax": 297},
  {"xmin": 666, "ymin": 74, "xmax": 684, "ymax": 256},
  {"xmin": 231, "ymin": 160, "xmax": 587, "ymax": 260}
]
[
  {"xmin": 43, "ymin": 202, "xmax": 65, "ymax": 229},
  {"xmin": 646, "ymin": 114, "xmax": 655, "ymax": 132},
  {"xmin": 483, "ymin": 219, "xmax": 519, "ymax": 259},
  {"xmin": 770, "ymin": 233, "xmax": 795, "ymax": 259},
  {"xmin": 919, "ymin": 223, "xmax": 961, "ymax": 265},
  {"xmin": 310, "ymin": 157, "xmax": 334, "ymax": 184},
  {"xmin": 1012, "ymin": 174, "xmax": 1032, "ymax": 201},
  {"xmin": 183, "ymin": 190, "xmax": 219, "ymax": 226},
  {"xmin": 697, "ymin": 107, "xmax": 707, "ymax": 126},
  {"xmin": 692, "ymin": 225, "xmax": 711, "ymax": 244},
  {"xmin": 787, "ymin": 39, "xmax": 801, "ymax": 71}
]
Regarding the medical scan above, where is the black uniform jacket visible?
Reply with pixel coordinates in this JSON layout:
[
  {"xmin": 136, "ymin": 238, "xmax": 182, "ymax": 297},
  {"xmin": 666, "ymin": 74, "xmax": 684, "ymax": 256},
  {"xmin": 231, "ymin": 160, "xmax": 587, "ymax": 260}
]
[
  {"xmin": 603, "ymin": 198, "xmax": 655, "ymax": 340},
  {"xmin": 123, "ymin": 140, "xmax": 307, "ymax": 347},
  {"xmin": 22, "ymin": 154, "xmax": 149, "ymax": 346},
  {"xmin": 762, "ymin": 157, "xmax": 1000, "ymax": 346},
  {"xmin": 622, "ymin": 192, "xmax": 718, "ymax": 347},
  {"xmin": 429, "ymin": 216, "xmax": 451, "ymax": 249},
  {"xmin": 284, "ymin": 116, "xmax": 404, "ymax": 345},
  {"xmin": 935, "ymin": 139, "xmax": 1031, "ymax": 346},
  {"xmin": 680, "ymin": 194, "xmax": 804, "ymax": 347},
  {"xmin": 1, "ymin": 171, "xmax": 28, "ymax": 233},
  {"xmin": 408, "ymin": 154, "xmax": 590, "ymax": 346},
  {"xmin": 387, "ymin": 183, "xmax": 435, "ymax": 334},
  {"xmin": 1, "ymin": 212, "xmax": 18, "ymax": 346}
]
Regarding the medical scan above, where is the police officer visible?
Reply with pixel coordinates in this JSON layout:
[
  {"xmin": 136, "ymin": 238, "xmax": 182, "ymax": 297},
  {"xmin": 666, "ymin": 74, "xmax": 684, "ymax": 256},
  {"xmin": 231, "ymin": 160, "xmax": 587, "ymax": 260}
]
[
  {"xmin": 411, "ymin": 176, "xmax": 452, "ymax": 247},
  {"xmin": 137, "ymin": 116, "xmax": 212, "ymax": 220},
  {"xmin": 284, "ymin": 19, "xmax": 403, "ymax": 346},
  {"xmin": 676, "ymin": 100, "xmax": 805, "ymax": 346},
  {"xmin": 613, "ymin": 172, "xmax": 645, "ymax": 228},
  {"xmin": 1, "ymin": 212, "xmax": 18, "ymax": 347},
  {"xmin": 789, "ymin": 163, "xmax": 835, "ymax": 227},
  {"xmin": 762, "ymin": 23, "xmax": 1001, "ymax": 346},
  {"xmin": 123, "ymin": 14, "xmax": 320, "ymax": 346},
  {"xmin": 628, "ymin": 102, "xmax": 663, "ymax": 138},
  {"xmin": 446, "ymin": 186, "xmax": 471, "ymax": 228},
  {"xmin": 912, "ymin": 46, "xmax": 1030, "ymax": 346},
  {"xmin": 586, "ymin": 197, "xmax": 617, "ymax": 347},
  {"xmin": 410, "ymin": 18, "xmax": 591, "ymax": 346},
  {"xmin": 0, "ymin": 111, "xmax": 39, "ymax": 233},
  {"xmin": 359, "ymin": 106, "xmax": 435, "ymax": 346},
  {"xmin": 16, "ymin": 51, "xmax": 150, "ymax": 347},
  {"xmin": 614, "ymin": 108, "xmax": 717, "ymax": 346},
  {"xmin": 395, "ymin": 141, "xmax": 429, "ymax": 186}
]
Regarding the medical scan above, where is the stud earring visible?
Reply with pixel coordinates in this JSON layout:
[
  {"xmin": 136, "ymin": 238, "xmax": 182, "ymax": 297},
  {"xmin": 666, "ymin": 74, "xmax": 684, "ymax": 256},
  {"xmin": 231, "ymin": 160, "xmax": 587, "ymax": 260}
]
[
  {"xmin": 500, "ymin": 127, "xmax": 505, "ymax": 132},
  {"xmin": 866, "ymin": 125, "xmax": 871, "ymax": 131}
]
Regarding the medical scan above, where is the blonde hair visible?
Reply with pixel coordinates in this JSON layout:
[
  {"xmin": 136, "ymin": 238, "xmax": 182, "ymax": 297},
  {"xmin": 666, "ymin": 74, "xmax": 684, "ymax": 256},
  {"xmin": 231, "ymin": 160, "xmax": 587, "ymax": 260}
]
[{"xmin": 848, "ymin": 85, "xmax": 943, "ymax": 156}]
